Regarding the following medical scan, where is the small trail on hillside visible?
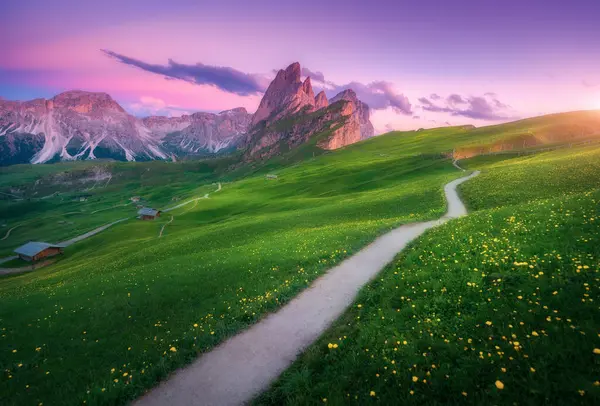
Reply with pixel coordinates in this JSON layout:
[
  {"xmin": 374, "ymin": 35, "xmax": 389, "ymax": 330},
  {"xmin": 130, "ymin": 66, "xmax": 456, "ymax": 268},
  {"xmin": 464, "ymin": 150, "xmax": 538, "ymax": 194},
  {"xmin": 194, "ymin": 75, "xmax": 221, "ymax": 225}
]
[
  {"xmin": 134, "ymin": 169, "xmax": 480, "ymax": 406},
  {"xmin": 453, "ymin": 160, "xmax": 466, "ymax": 171},
  {"xmin": 163, "ymin": 183, "xmax": 222, "ymax": 213},
  {"xmin": 159, "ymin": 216, "xmax": 174, "ymax": 238},
  {"xmin": 1, "ymin": 225, "xmax": 22, "ymax": 241},
  {"xmin": 58, "ymin": 218, "xmax": 129, "ymax": 246}
]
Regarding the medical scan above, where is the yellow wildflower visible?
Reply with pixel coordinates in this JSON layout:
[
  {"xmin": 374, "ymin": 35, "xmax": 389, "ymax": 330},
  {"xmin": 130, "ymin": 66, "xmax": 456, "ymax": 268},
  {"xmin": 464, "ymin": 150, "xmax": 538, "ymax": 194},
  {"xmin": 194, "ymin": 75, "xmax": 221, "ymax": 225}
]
[{"xmin": 495, "ymin": 380, "xmax": 504, "ymax": 390}]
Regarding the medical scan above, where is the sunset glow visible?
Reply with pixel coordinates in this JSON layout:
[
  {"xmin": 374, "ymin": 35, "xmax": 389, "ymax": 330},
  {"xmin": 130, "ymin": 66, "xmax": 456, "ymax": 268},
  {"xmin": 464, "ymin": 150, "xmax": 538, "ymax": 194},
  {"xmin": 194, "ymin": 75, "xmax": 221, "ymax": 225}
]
[{"xmin": 2, "ymin": 0, "xmax": 599, "ymax": 132}]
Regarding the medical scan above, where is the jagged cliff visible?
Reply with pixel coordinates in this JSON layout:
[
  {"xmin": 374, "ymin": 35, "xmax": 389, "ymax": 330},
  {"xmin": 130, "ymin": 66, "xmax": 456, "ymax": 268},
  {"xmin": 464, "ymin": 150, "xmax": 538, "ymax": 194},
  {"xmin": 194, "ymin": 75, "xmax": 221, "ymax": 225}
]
[{"xmin": 243, "ymin": 62, "xmax": 375, "ymax": 161}]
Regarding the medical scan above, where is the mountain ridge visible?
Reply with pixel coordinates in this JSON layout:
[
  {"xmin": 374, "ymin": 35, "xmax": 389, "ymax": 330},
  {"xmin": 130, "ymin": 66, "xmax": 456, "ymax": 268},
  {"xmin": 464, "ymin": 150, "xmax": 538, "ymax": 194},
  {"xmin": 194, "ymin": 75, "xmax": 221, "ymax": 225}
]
[{"xmin": 0, "ymin": 62, "xmax": 377, "ymax": 166}]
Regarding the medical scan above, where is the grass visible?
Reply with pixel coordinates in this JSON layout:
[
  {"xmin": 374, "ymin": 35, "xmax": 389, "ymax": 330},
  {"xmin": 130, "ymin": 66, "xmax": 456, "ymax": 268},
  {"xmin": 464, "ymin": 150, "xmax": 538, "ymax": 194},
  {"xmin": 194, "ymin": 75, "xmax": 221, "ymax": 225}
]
[
  {"xmin": 2, "ymin": 110, "xmax": 600, "ymax": 405},
  {"xmin": 0, "ymin": 136, "xmax": 463, "ymax": 405},
  {"xmin": 0, "ymin": 159, "xmax": 231, "ymax": 256},
  {"xmin": 256, "ymin": 144, "xmax": 600, "ymax": 405}
]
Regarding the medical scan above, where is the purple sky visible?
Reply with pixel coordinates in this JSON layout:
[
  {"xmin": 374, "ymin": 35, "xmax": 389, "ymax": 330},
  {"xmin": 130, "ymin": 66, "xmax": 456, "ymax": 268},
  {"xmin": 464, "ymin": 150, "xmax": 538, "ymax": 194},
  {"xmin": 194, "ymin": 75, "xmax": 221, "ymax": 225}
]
[{"xmin": 2, "ymin": 0, "xmax": 600, "ymax": 132}]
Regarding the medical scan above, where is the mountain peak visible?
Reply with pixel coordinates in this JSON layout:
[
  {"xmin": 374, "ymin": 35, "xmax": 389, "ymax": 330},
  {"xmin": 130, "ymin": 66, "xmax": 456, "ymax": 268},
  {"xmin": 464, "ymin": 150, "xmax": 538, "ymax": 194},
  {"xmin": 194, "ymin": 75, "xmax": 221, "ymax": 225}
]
[
  {"xmin": 52, "ymin": 90, "xmax": 125, "ymax": 113},
  {"xmin": 315, "ymin": 91, "xmax": 329, "ymax": 110},
  {"xmin": 272, "ymin": 62, "xmax": 302, "ymax": 86},
  {"xmin": 284, "ymin": 62, "xmax": 301, "ymax": 79},
  {"xmin": 302, "ymin": 77, "xmax": 315, "ymax": 101},
  {"xmin": 251, "ymin": 62, "xmax": 315, "ymax": 127},
  {"xmin": 330, "ymin": 89, "xmax": 358, "ymax": 103}
]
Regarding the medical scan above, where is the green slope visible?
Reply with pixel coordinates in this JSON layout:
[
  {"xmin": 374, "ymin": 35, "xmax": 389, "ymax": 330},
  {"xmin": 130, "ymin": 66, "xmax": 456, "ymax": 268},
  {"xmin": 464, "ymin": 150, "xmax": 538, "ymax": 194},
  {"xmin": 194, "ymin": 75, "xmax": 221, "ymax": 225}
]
[
  {"xmin": 1, "ymin": 110, "xmax": 600, "ymax": 405},
  {"xmin": 257, "ymin": 144, "xmax": 600, "ymax": 405},
  {"xmin": 0, "ymin": 136, "xmax": 462, "ymax": 406}
]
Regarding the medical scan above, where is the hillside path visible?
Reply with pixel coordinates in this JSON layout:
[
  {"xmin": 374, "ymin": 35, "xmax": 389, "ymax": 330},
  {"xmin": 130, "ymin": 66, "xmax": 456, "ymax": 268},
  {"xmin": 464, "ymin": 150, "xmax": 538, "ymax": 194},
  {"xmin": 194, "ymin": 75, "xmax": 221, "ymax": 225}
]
[
  {"xmin": 58, "ymin": 218, "xmax": 129, "ymax": 246},
  {"xmin": 1, "ymin": 225, "xmax": 21, "ymax": 241},
  {"xmin": 163, "ymin": 183, "xmax": 221, "ymax": 213},
  {"xmin": 134, "ymin": 171, "xmax": 479, "ymax": 406}
]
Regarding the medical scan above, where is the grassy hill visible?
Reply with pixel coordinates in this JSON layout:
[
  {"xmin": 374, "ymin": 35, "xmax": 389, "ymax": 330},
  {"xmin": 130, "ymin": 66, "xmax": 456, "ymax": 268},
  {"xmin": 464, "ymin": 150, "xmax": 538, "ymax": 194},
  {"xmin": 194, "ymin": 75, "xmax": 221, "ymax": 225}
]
[
  {"xmin": 1, "ymin": 110, "xmax": 599, "ymax": 405},
  {"xmin": 257, "ymin": 144, "xmax": 600, "ymax": 405}
]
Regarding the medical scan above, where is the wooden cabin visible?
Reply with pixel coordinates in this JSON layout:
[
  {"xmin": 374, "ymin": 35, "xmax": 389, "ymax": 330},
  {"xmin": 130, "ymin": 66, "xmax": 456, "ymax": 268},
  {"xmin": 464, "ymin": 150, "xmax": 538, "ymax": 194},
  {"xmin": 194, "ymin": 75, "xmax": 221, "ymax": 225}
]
[
  {"xmin": 137, "ymin": 207, "xmax": 161, "ymax": 220},
  {"xmin": 14, "ymin": 242, "xmax": 65, "ymax": 262}
]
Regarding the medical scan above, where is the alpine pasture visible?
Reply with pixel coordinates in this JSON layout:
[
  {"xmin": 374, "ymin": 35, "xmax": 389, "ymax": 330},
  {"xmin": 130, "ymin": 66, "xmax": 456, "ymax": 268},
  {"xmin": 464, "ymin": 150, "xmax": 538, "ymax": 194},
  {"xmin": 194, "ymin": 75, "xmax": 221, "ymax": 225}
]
[
  {"xmin": 258, "ymin": 144, "xmax": 600, "ymax": 405},
  {"xmin": 1, "ymin": 112, "xmax": 600, "ymax": 406}
]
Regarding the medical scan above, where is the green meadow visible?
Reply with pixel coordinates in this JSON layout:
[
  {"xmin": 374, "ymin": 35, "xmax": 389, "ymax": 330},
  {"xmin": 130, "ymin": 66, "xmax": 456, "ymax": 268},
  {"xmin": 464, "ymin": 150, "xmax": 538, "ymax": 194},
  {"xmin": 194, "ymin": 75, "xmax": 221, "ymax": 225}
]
[
  {"xmin": 1, "ymin": 111, "xmax": 600, "ymax": 405},
  {"xmin": 257, "ymin": 145, "xmax": 600, "ymax": 405},
  {"xmin": 0, "ymin": 136, "xmax": 462, "ymax": 406}
]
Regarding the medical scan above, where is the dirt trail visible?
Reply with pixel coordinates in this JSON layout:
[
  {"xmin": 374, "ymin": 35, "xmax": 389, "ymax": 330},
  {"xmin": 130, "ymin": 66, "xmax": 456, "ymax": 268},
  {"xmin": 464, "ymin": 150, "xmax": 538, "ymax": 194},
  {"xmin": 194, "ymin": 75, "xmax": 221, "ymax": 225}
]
[
  {"xmin": 159, "ymin": 216, "xmax": 174, "ymax": 238},
  {"xmin": 134, "ymin": 171, "xmax": 480, "ymax": 406},
  {"xmin": 453, "ymin": 160, "xmax": 466, "ymax": 171},
  {"xmin": 1, "ymin": 225, "xmax": 21, "ymax": 241},
  {"xmin": 163, "ymin": 183, "xmax": 222, "ymax": 213},
  {"xmin": 58, "ymin": 218, "xmax": 129, "ymax": 246}
]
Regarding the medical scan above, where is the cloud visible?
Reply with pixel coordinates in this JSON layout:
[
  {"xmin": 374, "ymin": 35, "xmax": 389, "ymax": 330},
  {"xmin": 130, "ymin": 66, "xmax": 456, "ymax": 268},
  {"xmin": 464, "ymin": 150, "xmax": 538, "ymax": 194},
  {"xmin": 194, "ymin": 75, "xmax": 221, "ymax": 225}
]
[
  {"xmin": 582, "ymin": 80, "xmax": 598, "ymax": 88},
  {"xmin": 324, "ymin": 81, "xmax": 412, "ymax": 114},
  {"xmin": 102, "ymin": 49, "xmax": 268, "ymax": 96},
  {"xmin": 447, "ymin": 94, "xmax": 466, "ymax": 106},
  {"xmin": 104, "ymin": 51, "xmax": 412, "ymax": 115},
  {"xmin": 412, "ymin": 115, "xmax": 420, "ymax": 119},
  {"xmin": 384, "ymin": 123, "xmax": 395, "ymax": 132},
  {"xmin": 418, "ymin": 93, "xmax": 517, "ymax": 121},
  {"xmin": 301, "ymin": 67, "xmax": 325, "ymax": 83},
  {"xmin": 430, "ymin": 93, "xmax": 441, "ymax": 100},
  {"xmin": 128, "ymin": 96, "xmax": 191, "ymax": 117}
]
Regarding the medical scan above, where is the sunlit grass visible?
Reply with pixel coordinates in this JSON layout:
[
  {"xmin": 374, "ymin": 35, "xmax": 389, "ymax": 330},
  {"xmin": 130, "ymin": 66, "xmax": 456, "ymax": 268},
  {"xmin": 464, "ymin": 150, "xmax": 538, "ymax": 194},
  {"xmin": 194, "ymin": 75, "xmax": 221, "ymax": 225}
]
[{"xmin": 257, "ymin": 145, "xmax": 600, "ymax": 405}]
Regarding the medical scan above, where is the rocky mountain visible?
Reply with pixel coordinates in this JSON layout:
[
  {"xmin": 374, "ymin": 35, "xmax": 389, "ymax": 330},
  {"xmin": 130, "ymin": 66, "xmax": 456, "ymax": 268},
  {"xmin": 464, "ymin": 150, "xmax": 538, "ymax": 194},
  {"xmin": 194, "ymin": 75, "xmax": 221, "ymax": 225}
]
[
  {"xmin": 251, "ymin": 62, "xmax": 317, "ymax": 127},
  {"xmin": 0, "ymin": 91, "xmax": 251, "ymax": 165},
  {"xmin": 315, "ymin": 91, "xmax": 329, "ymax": 110},
  {"xmin": 0, "ymin": 62, "xmax": 375, "ymax": 166},
  {"xmin": 330, "ymin": 89, "xmax": 375, "ymax": 140},
  {"xmin": 0, "ymin": 92, "xmax": 165, "ymax": 165},
  {"xmin": 242, "ymin": 62, "xmax": 375, "ymax": 160},
  {"xmin": 143, "ymin": 108, "xmax": 251, "ymax": 155}
]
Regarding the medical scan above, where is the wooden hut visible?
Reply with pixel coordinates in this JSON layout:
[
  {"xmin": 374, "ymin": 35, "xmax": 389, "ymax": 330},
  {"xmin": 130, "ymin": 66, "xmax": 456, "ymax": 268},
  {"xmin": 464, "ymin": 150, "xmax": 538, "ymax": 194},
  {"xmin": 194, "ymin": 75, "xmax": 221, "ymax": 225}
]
[
  {"xmin": 14, "ymin": 242, "xmax": 65, "ymax": 262},
  {"xmin": 137, "ymin": 207, "xmax": 161, "ymax": 220}
]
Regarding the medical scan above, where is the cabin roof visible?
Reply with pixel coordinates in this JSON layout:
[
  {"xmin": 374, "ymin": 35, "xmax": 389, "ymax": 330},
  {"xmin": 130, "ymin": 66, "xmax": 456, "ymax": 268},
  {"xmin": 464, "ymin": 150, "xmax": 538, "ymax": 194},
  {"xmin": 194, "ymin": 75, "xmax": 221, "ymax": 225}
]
[
  {"xmin": 137, "ymin": 207, "xmax": 160, "ymax": 216},
  {"xmin": 14, "ymin": 242, "xmax": 65, "ymax": 257}
]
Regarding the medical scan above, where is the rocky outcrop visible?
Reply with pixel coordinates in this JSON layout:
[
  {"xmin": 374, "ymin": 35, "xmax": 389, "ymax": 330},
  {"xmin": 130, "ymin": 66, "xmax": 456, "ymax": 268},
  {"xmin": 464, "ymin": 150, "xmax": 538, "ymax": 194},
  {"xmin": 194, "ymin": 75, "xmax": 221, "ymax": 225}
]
[
  {"xmin": 242, "ymin": 63, "xmax": 376, "ymax": 161},
  {"xmin": 244, "ymin": 99, "xmax": 355, "ymax": 161},
  {"xmin": 315, "ymin": 91, "xmax": 329, "ymax": 110},
  {"xmin": 250, "ymin": 62, "xmax": 316, "ymax": 127},
  {"xmin": 0, "ymin": 91, "xmax": 165, "ymax": 165},
  {"xmin": 316, "ymin": 100, "xmax": 361, "ymax": 150},
  {"xmin": 145, "ymin": 108, "xmax": 251, "ymax": 154},
  {"xmin": 330, "ymin": 89, "xmax": 375, "ymax": 140},
  {"xmin": 0, "ymin": 91, "xmax": 251, "ymax": 165}
]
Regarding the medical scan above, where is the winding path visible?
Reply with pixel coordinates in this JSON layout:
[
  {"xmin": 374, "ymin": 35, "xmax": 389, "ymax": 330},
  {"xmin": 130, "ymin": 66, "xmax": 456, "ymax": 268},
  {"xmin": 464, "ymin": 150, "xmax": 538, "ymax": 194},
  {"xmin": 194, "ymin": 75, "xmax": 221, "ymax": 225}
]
[
  {"xmin": 1, "ymin": 225, "xmax": 22, "ymax": 241},
  {"xmin": 159, "ymin": 216, "xmax": 174, "ymax": 238},
  {"xmin": 135, "ymin": 170, "xmax": 480, "ymax": 406}
]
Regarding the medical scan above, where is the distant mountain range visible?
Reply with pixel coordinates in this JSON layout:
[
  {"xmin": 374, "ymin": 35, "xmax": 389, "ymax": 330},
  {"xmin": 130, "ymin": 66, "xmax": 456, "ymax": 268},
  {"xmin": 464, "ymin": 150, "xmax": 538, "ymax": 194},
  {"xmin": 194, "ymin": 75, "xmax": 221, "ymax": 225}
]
[{"xmin": 0, "ymin": 62, "xmax": 375, "ymax": 166}]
